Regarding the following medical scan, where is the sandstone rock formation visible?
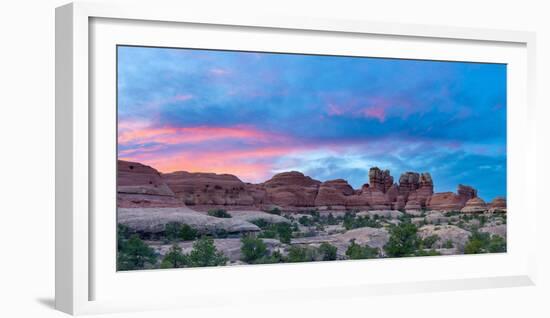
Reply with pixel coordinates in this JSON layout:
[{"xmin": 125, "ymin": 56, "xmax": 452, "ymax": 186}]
[
  {"xmin": 117, "ymin": 160, "xmax": 495, "ymax": 213},
  {"xmin": 426, "ymin": 192, "xmax": 463, "ymax": 211},
  {"xmin": 163, "ymin": 171, "xmax": 256, "ymax": 206},
  {"xmin": 263, "ymin": 171, "xmax": 321, "ymax": 207},
  {"xmin": 489, "ymin": 197, "xmax": 507, "ymax": 212},
  {"xmin": 461, "ymin": 197, "xmax": 487, "ymax": 213},
  {"xmin": 427, "ymin": 183, "xmax": 478, "ymax": 211},
  {"xmin": 117, "ymin": 160, "xmax": 183, "ymax": 208},
  {"xmin": 314, "ymin": 179, "xmax": 354, "ymax": 206},
  {"xmin": 457, "ymin": 184, "xmax": 477, "ymax": 204},
  {"xmin": 369, "ymin": 167, "xmax": 393, "ymax": 193}
]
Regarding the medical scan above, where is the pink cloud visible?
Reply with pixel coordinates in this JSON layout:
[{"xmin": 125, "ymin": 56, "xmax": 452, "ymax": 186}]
[
  {"xmin": 118, "ymin": 122, "xmax": 288, "ymax": 146},
  {"xmin": 358, "ymin": 105, "xmax": 387, "ymax": 122}
]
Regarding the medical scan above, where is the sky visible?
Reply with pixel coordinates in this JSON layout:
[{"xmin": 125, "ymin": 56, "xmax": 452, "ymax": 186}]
[{"xmin": 117, "ymin": 46, "xmax": 507, "ymax": 201}]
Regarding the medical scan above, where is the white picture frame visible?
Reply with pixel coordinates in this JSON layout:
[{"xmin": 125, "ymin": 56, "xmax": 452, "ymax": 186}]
[{"xmin": 55, "ymin": 1, "xmax": 538, "ymax": 315}]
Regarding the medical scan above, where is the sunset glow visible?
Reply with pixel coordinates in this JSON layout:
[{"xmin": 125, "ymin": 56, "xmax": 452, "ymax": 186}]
[{"xmin": 118, "ymin": 46, "xmax": 506, "ymax": 200}]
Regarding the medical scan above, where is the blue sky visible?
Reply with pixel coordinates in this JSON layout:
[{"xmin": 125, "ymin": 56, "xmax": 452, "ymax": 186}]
[{"xmin": 118, "ymin": 46, "xmax": 507, "ymax": 201}]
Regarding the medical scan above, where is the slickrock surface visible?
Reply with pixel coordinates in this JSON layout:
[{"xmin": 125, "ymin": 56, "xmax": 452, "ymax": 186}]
[
  {"xmin": 357, "ymin": 210, "xmax": 404, "ymax": 219},
  {"xmin": 227, "ymin": 210, "xmax": 290, "ymax": 224},
  {"xmin": 480, "ymin": 224, "xmax": 507, "ymax": 238},
  {"xmin": 418, "ymin": 225, "xmax": 471, "ymax": 251},
  {"xmin": 292, "ymin": 227, "xmax": 390, "ymax": 257},
  {"xmin": 118, "ymin": 207, "xmax": 260, "ymax": 234}
]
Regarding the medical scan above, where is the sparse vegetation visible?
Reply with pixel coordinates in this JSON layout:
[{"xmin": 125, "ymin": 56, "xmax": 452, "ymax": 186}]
[
  {"xmin": 421, "ymin": 235, "xmax": 439, "ymax": 249},
  {"xmin": 207, "ymin": 209, "xmax": 232, "ymax": 218},
  {"xmin": 287, "ymin": 246, "xmax": 317, "ymax": 263},
  {"xmin": 240, "ymin": 236, "xmax": 268, "ymax": 263},
  {"xmin": 117, "ymin": 234, "xmax": 157, "ymax": 271},
  {"xmin": 187, "ymin": 237, "xmax": 227, "ymax": 267},
  {"xmin": 164, "ymin": 222, "xmax": 198, "ymax": 241},
  {"xmin": 384, "ymin": 222, "xmax": 420, "ymax": 257},
  {"xmin": 319, "ymin": 242, "xmax": 338, "ymax": 261},
  {"xmin": 464, "ymin": 231, "xmax": 506, "ymax": 254},
  {"xmin": 345, "ymin": 239, "xmax": 379, "ymax": 259},
  {"xmin": 160, "ymin": 244, "xmax": 188, "ymax": 268}
]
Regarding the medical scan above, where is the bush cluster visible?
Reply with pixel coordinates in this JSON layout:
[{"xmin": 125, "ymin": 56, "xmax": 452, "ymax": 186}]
[
  {"xmin": 207, "ymin": 209, "xmax": 232, "ymax": 218},
  {"xmin": 464, "ymin": 231, "xmax": 506, "ymax": 254}
]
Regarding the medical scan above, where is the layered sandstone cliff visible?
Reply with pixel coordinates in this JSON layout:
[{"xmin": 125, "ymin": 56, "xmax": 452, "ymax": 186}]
[{"xmin": 117, "ymin": 160, "xmax": 505, "ymax": 212}]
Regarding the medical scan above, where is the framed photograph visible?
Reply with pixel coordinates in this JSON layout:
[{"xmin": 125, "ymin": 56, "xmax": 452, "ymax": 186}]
[{"xmin": 56, "ymin": 2, "xmax": 537, "ymax": 315}]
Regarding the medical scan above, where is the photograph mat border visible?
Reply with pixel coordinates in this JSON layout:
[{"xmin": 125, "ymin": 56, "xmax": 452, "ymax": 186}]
[{"xmin": 55, "ymin": 2, "xmax": 537, "ymax": 315}]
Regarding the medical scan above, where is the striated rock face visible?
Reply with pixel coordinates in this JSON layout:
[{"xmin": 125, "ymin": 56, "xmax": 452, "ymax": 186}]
[
  {"xmin": 397, "ymin": 172, "xmax": 433, "ymax": 208},
  {"xmin": 360, "ymin": 187, "xmax": 391, "ymax": 210},
  {"xmin": 117, "ymin": 160, "xmax": 183, "ymax": 208},
  {"xmin": 457, "ymin": 184, "xmax": 477, "ymax": 204},
  {"xmin": 369, "ymin": 167, "xmax": 393, "ymax": 193},
  {"xmin": 426, "ymin": 192, "xmax": 464, "ymax": 211},
  {"xmin": 489, "ymin": 197, "xmax": 507, "ymax": 212},
  {"xmin": 398, "ymin": 172, "xmax": 420, "ymax": 199},
  {"xmin": 163, "ymin": 171, "xmax": 257, "ymax": 206},
  {"xmin": 461, "ymin": 197, "xmax": 487, "ymax": 213},
  {"xmin": 118, "ymin": 160, "xmax": 494, "ymax": 213},
  {"xmin": 263, "ymin": 171, "xmax": 321, "ymax": 207},
  {"xmin": 314, "ymin": 179, "xmax": 354, "ymax": 206}
]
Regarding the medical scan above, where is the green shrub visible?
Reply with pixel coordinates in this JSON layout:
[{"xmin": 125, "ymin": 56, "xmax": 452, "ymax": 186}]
[
  {"xmin": 298, "ymin": 215, "xmax": 313, "ymax": 226},
  {"xmin": 207, "ymin": 209, "xmax": 232, "ymax": 218},
  {"xmin": 160, "ymin": 244, "xmax": 188, "ymax": 268},
  {"xmin": 254, "ymin": 250, "xmax": 285, "ymax": 264},
  {"xmin": 287, "ymin": 246, "xmax": 317, "ymax": 263},
  {"xmin": 464, "ymin": 231, "xmax": 491, "ymax": 254},
  {"xmin": 187, "ymin": 237, "xmax": 227, "ymax": 267},
  {"xmin": 444, "ymin": 240, "xmax": 454, "ymax": 248},
  {"xmin": 326, "ymin": 213, "xmax": 338, "ymax": 225},
  {"xmin": 117, "ymin": 223, "xmax": 131, "ymax": 250},
  {"xmin": 384, "ymin": 223, "xmax": 420, "ymax": 257},
  {"xmin": 267, "ymin": 207, "xmax": 281, "ymax": 215},
  {"xmin": 421, "ymin": 235, "xmax": 439, "ymax": 249},
  {"xmin": 275, "ymin": 223, "xmax": 292, "ymax": 244},
  {"xmin": 488, "ymin": 235, "xmax": 506, "ymax": 253},
  {"xmin": 240, "ymin": 236, "xmax": 268, "ymax": 263},
  {"xmin": 164, "ymin": 222, "xmax": 198, "ymax": 241},
  {"xmin": 465, "ymin": 231, "xmax": 506, "ymax": 254},
  {"xmin": 345, "ymin": 239, "xmax": 378, "ymax": 260},
  {"xmin": 343, "ymin": 213, "xmax": 381, "ymax": 230},
  {"xmin": 117, "ymin": 234, "xmax": 157, "ymax": 271},
  {"xmin": 251, "ymin": 218, "xmax": 270, "ymax": 229},
  {"xmin": 319, "ymin": 242, "xmax": 338, "ymax": 261}
]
